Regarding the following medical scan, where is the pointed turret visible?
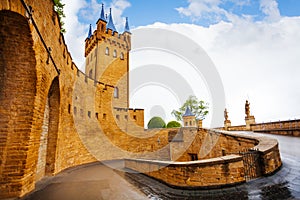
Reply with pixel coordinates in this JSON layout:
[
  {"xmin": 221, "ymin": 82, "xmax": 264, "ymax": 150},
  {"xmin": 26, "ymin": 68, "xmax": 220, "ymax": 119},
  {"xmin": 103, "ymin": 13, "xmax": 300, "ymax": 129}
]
[
  {"xmin": 124, "ymin": 17, "xmax": 131, "ymax": 33},
  {"xmin": 183, "ymin": 106, "xmax": 196, "ymax": 127},
  {"xmin": 99, "ymin": 3, "xmax": 106, "ymax": 22},
  {"xmin": 96, "ymin": 4, "xmax": 107, "ymax": 33},
  {"xmin": 107, "ymin": 8, "xmax": 117, "ymax": 34},
  {"xmin": 183, "ymin": 107, "xmax": 195, "ymax": 117},
  {"xmin": 87, "ymin": 24, "xmax": 92, "ymax": 39}
]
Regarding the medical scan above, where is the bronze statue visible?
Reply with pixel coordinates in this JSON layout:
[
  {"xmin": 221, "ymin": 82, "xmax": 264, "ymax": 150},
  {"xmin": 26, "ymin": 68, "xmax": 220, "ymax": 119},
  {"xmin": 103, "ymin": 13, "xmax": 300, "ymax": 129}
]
[
  {"xmin": 224, "ymin": 108, "xmax": 228, "ymax": 121},
  {"xmin": 245, "ymin": 100, "xmax": 250, "ymax": 118}
]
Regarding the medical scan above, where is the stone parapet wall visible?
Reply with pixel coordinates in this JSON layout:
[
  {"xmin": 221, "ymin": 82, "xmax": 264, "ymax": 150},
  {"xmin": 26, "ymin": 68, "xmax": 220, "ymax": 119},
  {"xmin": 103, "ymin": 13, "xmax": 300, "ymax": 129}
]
[
  {"xmin": 125, "ymin": 155, "xmax": 245, "ymax": 188},
  {"xmin": 223, "ymin": 119, "xmax": 300, "ymax": 137},
  {"xmin": 126, "ymin": 129, "xmax": 282, "ymax": 188},
  {"xmin": 170, "ymin": 128, "xmax": 257, "ymax": 162},
  {"xmin": 211, "ymin": 129, "xmax": 282, "ymax": 177}
]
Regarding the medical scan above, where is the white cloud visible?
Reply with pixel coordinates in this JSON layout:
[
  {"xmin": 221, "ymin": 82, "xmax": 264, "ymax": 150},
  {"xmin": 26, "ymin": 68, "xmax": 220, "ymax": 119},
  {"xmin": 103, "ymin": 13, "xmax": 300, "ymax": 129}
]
[
  {"xmin": 78, "ymin": 0, "xmax": 102, "ymax": 22},
  {"xmin": 175, "ymin": 0, "xmax": 252, "ymax": 23},
  {"xmin": 61, "ymin": 0, "xmax": 88, "ymax": 70},
  {"xmin": 133, "ymin": 15, "xmax": 300, "ymax": 125},
  {"xmin": 260, "ymin": 0, "xmax": 281, "ymax": 22},
  {"xmin": 176, "ymin": 0, "xmax": 227, "ymax": 22}
]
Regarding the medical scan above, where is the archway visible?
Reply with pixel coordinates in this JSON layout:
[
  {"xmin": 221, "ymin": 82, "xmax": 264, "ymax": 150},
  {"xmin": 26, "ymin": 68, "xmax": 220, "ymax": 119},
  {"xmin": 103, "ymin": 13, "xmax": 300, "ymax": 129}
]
[
  {"xmin": 45, "ymin": 77, "xmax": 60, "ymax": 175},
  {"xmin": 36, "ymin": 77, "xmax": 60, "ymax": 180},
  {"xmin": 0, "ymin": 10, "xmax": 37, "ymax": 197}
]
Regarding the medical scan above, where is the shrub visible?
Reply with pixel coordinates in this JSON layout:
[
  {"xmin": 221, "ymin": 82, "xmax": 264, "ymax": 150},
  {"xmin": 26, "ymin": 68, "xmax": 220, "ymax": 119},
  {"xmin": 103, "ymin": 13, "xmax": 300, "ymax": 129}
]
[
  {"xmin": 167, "ymin": 121, "xmax": 181, "ymax": 128},
  {"xmin": 147, "ymin": 117, "xmax": 166, "ymax": 129}
]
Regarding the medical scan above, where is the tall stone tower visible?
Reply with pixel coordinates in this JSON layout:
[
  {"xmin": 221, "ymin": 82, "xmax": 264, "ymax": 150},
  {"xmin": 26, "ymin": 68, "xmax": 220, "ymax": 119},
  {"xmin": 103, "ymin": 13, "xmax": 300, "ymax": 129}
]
[{"xmin": 84, "ymin": 4, "xmax": 131, "ymax": 108}]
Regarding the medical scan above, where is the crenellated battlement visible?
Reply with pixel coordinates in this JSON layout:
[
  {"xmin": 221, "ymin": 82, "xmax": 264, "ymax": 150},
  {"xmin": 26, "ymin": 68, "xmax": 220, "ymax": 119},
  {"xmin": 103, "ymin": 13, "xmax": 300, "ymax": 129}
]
[
  {"xmin": 84, "ymin": 4, "xmax": 131, "ymax": 58},
  {"xmin": 85, "ymin": 29, "xmax": 131, "ymax": 57}
]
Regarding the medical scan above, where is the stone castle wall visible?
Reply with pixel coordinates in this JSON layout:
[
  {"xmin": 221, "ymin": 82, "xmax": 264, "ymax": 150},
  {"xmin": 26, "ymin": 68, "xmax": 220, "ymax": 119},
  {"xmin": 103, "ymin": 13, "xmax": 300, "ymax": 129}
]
[
  {"xmin": 0, "ymin": 1, "xmax": 97, "ymax": 197},
  {"xmin": 170, "ymin": 128, "xmax": 257, "ymax": 162},
  {"xmin": 0, "ymin": 0, "xmax": 283, "ymax": 198},
  {"xmin": 125, "ymin": 155, "xmax": 245, "ymax": 188},
  {"xmin": 0, "ymin": 1, "xmax": 173, "ymax": 198},
  {"xmin": 125, "ymin": 128, "xmax": 282, "ymax": 188},
  {"xmin": 226, "ymin": 119, "xmax": 300, "ymax": 137}
]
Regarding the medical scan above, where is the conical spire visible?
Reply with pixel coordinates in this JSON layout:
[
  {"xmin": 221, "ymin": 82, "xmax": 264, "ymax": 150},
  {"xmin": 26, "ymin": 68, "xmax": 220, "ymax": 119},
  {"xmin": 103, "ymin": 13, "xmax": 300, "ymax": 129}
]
[
  {"xmin": 87, "ymin": 24, "xmax": 92, "ymax": 39},
  {"xmin": 106, "ymin": 8, "xmax": 117, "ymax": 33},
  {"xmin": 99, "ymin": 3, "xmax": 106, "ymax": 22},
  {"xmin": 183, "ymin": 106, "xmax": 195, "ymax": 117},
  {"xmin": 124, "ymin": 17, "xmax": 130, "ymax": 33}
]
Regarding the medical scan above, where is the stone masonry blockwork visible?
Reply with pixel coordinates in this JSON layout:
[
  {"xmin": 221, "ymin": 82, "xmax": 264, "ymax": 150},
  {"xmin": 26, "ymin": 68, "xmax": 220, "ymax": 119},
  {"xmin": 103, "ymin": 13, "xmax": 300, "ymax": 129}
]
[{"xmin": 0, "ymin": 0, "xmax": 282, "ymax": 198}]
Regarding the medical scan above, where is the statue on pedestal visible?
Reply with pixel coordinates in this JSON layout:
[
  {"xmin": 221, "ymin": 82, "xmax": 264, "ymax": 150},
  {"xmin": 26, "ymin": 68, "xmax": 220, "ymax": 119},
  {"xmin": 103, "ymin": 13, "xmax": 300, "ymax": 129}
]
[
  {"xmin": 224, "ymin": 108, "xmax": 228, "ymax": 121},
  {"xmin": 245, "ymin": 100, "xmax": 250, "ymax": 118}
]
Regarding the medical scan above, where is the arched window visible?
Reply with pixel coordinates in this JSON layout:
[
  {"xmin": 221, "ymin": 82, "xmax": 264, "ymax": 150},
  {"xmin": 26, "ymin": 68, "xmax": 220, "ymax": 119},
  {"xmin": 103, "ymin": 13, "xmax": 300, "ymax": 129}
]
[
  {"xmin": 113, "ymin": 49, "xmax": 117, "ymax": 58},
  {"xmin": 105, "ymin": 47, "xmax": 109, "ymax": 55},
  {"xmin": 120, "ymin": 52, "xmax": 124, "ymax": 60},
  {"xmin": 114, "ymin": 87, "xmax": 119, "ymax": 98}
]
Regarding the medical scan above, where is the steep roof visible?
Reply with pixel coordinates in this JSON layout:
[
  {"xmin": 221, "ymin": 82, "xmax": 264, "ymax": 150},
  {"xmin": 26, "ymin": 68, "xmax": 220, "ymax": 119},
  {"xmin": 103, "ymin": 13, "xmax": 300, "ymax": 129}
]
[
  {"xmin": 87, "ymin": 24, "xmax": 92, "ymax": 39},
  {"xmin": 99, "ymin": 3, "xmax": 106, "ymax": 22},
  {"xmin": 124, "ymin": 17, "xmax": 130, "ymax": 33},
  {"xmin": 107, "ymin": 8, "xmax": 117, "ymax": 33},
  {"xmin": 183, "ymin": 107, "xmax": 195, "ymax": 117}
]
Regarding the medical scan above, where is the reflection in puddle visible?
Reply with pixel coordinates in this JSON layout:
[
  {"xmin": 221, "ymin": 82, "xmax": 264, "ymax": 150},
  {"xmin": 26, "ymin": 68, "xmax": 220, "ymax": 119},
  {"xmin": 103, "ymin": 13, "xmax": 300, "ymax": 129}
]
[{"xmin": 260, "ymin": 182, "xmax": 293, "ymax": 200}]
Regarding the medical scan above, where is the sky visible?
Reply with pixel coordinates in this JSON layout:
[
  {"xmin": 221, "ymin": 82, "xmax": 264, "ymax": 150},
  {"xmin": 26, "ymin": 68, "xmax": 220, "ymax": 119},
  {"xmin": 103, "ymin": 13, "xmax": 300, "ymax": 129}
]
[{"xmin": 61, "ymin": 0, "xmax": 300, "ymax": 127}]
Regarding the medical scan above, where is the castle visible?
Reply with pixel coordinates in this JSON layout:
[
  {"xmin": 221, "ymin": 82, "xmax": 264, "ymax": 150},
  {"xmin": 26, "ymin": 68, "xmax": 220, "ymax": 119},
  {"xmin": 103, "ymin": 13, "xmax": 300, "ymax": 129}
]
[{"xmin": 0, "ymin": 0, "xmax": 290, "ymax": 198}]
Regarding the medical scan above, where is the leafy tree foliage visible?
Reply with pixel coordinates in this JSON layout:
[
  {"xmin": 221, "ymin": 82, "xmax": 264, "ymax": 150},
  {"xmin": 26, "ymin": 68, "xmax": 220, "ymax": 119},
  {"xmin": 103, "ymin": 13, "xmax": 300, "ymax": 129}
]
[
  {"xmin": 54, "ymin": 0, "xmax": 66, "ymax": 33},
  {"xmin": 167, "ymin": 121, "xmax": 181, "ymax": 128},
  {"xmin": 171, "ymin": 95, "xmax": 209, "ymax": 121},
  {"xmin": 147, "ymin": 117, "xmax": 166, "ymax": 129}
]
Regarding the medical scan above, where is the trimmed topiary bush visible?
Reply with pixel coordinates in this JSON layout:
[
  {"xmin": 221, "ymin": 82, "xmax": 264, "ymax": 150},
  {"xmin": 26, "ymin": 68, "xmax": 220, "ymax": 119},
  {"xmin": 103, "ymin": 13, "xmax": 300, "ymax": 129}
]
[
  {"xmin": 167, "ymin": 121, "xmax": 182, "ymax": 128},
  {"xmin": 147, "ymin": 116, "xmax": 166, "ymax": 129}
]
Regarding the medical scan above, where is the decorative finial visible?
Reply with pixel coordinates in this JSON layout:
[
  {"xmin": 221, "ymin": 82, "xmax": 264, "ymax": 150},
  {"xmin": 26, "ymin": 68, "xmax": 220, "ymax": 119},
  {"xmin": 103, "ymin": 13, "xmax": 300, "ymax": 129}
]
[{"xmin": 99, "ymin": 3, "xmax": 106, "ymax": 21}]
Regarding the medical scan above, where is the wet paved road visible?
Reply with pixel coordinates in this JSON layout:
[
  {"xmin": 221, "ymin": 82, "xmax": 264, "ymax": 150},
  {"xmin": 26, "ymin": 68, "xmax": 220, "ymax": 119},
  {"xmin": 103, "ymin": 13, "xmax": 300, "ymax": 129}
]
[
  {"xmin": 22, "ymin": 161, "xmax": 147, "ymax": 200},
  {"xmin": 23, "ymin": 132, "xmax": 300, "ymax": 200}
]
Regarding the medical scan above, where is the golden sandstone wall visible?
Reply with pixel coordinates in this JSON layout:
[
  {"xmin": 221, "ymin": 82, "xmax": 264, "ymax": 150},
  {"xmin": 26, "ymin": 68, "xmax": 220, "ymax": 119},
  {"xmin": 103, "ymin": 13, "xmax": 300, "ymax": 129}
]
[
  {"xmin": 169, "ymin": 128, "xmax": 257, "ymax": 162},
  {"xmin": 226, "ymin": 119, "xmax": 300, "ymax": 137},
  {"xmin": 0, "ymin": 1, "xmax": 175, "ymax": 198},
  {"xmin": 0, "ymin": 1, "xmax": 97, "ymax": 198},
  {"xmin": 125, "ymin": 128, "xmax": 282, "ymax": 188},
  {"xmin": 125, "ymin": 155, "xmax": 245, "ymax": 188},
  {"xmin": 0, "ymin": 0, "xmax": 283, "ymax": 198}
]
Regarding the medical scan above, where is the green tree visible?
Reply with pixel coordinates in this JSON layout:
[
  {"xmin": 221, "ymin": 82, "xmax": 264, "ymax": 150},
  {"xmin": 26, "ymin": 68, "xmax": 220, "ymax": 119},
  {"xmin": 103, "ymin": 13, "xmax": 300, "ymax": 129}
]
[
  {"xmin": 171, "ymin": 95, "xmax": 209, "ymax": 121},
  {"xmin": 147, "ymin": 117, "xmax": 166, "ymax": 129},
  {"xmin": 167, "ymin": 121, "xmax": 181, "ymax": 128},
  {"xmin": 54, "ymin": 0, "xmax": 66, "ymax": 33}
]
